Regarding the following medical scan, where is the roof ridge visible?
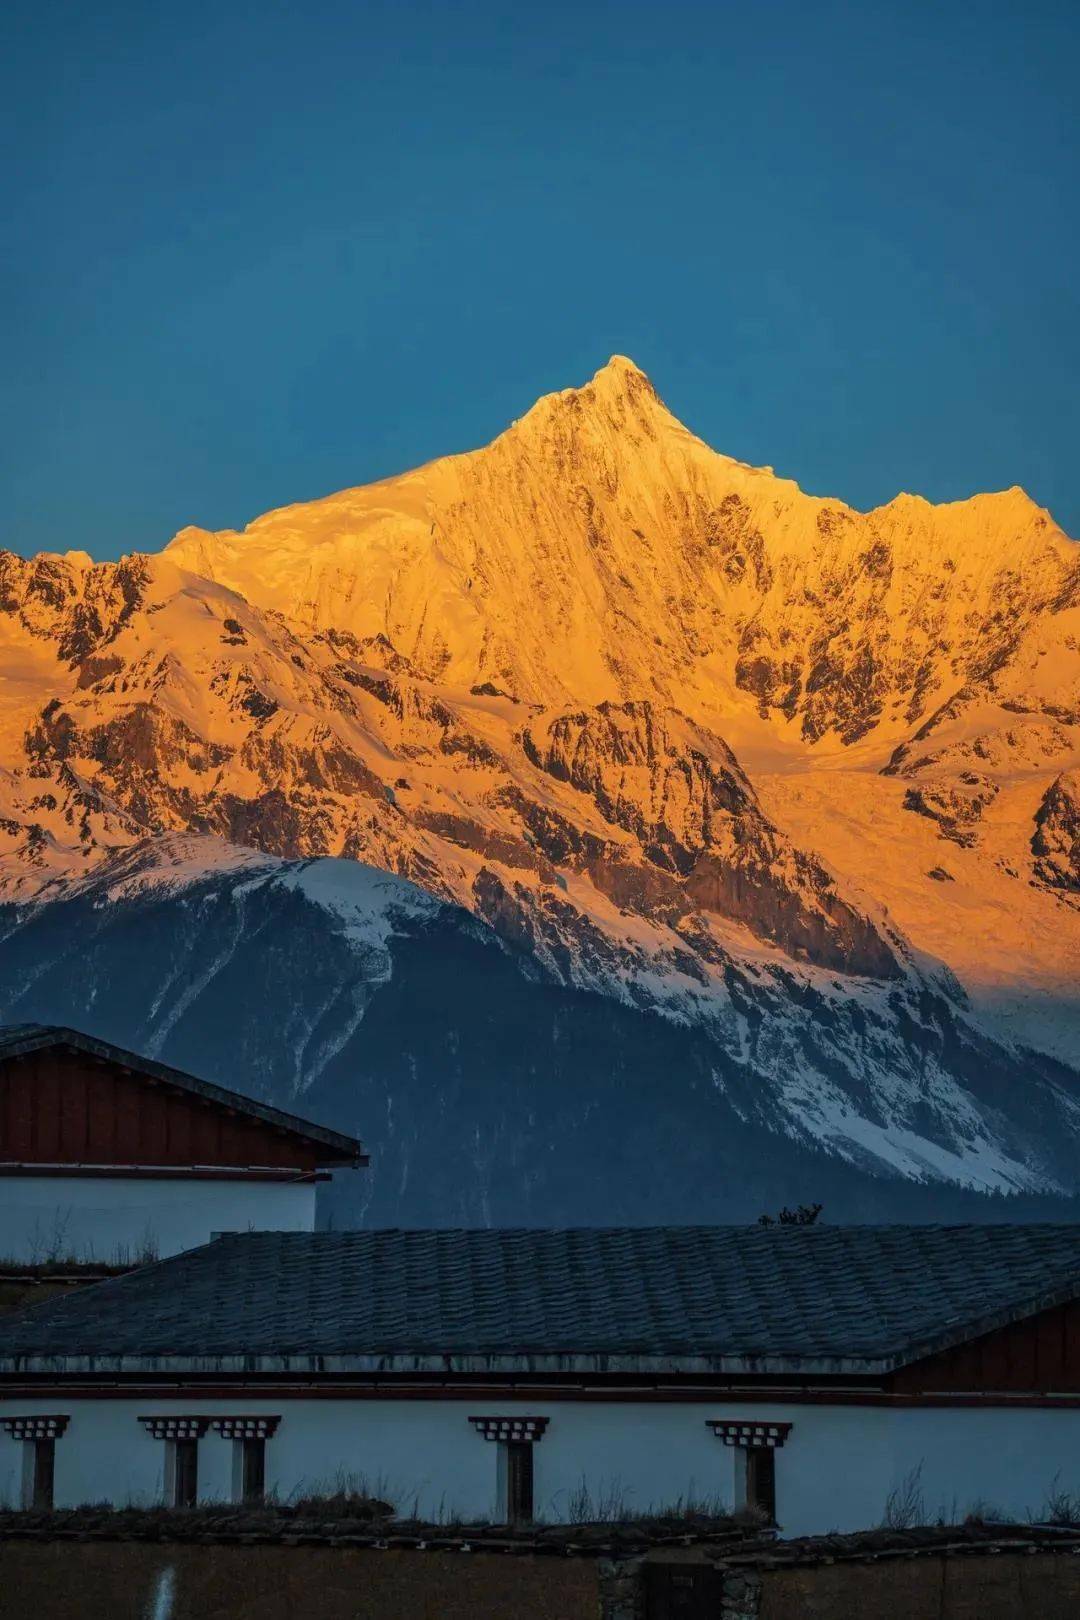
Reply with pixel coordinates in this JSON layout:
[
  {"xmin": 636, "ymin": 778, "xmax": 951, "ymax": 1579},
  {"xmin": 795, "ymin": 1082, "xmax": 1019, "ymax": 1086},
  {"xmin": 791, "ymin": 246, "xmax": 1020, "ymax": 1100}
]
[{"xmin": 221, "ymin": 1221, "xmax": 1080, "ymax": 1237}]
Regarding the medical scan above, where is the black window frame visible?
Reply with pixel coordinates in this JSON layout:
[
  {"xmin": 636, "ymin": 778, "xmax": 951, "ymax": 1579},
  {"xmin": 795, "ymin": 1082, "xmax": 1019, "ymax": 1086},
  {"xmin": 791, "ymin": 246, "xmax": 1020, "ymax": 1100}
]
[
  {"xmin": 744, "ymin": 1444, "xmax": 776, "ymax": 1522},
  {"xmin": 171, "ymin": 1436, "xmax": 199, "ymax": 1509},
  {"xmin": 505, "ymin": 1440, "xmax": 534, "ymax": 1525},
  {"xmin": 29, "ymin": 1437, "xmax": 55, "ymax": 1510},
  {"xmin": 239, "ymin": 1436, "xmax": 266, "ymax": 1504}
]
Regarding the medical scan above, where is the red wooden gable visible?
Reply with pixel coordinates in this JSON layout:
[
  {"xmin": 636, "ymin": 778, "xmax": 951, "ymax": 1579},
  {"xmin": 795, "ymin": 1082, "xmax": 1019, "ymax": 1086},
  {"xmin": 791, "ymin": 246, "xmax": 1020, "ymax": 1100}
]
[
  {"xmin": 893, "ymin": 1298, "xmax": 1080, "ymax": 1395},
  {"xmin": 0, "ymin": 1039, "xmax": 362, "ymax": 1172}
]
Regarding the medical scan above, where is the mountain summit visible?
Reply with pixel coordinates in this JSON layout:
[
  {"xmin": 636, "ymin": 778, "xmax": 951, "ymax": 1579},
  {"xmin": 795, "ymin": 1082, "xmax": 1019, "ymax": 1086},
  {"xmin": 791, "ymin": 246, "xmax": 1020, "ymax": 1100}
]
[
  {"xmin": 0, "ymin": 361, "xmax": 1077, "ymax": 1222},
  {"xmin": 166, "ymin": 358, "xmax": 1074, "ymax": 750}
]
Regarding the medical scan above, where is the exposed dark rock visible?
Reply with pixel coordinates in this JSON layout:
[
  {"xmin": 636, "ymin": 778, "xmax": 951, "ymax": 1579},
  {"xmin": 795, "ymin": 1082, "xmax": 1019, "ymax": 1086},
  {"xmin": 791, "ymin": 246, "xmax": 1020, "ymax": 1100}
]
[
  {"xmin": 75, "ymin": 654, "xmax": 126, "ymax": 690},
  {"xmin": 902, "ymin": 777, "xmax": 999, "ymax": 846},
  {"xmin": 413, "ymin": 810, "xmax": 543, "ymax": 874},
  {"xmin": 522, "ymin": 701, "xmax": 899, "ymax": 978},
  {"xmin": 239, "ymin": 687, "xmax": 278, "ymax": 722},
  {"xmin": 1032, "ymin": 771, "xmax": 1080, "ymax": 891}
]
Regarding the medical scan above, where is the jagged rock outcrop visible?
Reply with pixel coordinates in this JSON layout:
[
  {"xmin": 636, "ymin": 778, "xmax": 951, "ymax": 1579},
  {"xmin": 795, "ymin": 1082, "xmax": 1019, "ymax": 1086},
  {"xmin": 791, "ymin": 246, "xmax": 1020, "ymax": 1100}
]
[
  {"xmin": 0, "ymin": 550, "xmax": 150, "ymax": 661},
  {"xmin": 522, "ymin": 702, "xmax": 898, "ymax": 976},
  {"xmin": 1033, "ymin": 771, "xmax": 1080, "ymax": 892},
  {"xmin": 901, "ymin": 775, "xmax": 1000, "ymax": 847}
]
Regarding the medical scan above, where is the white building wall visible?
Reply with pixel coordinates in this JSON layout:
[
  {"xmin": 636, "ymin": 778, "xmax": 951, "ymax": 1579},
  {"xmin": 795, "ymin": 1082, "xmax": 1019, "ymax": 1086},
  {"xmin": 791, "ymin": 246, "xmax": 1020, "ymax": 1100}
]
[
  {"xmin": 2, "ymin": 1395, "xmax": 1078, "ymax": 1534},
  {"xmin": 886, "ymin": 1407, "xmax": 1077, "ymax": 1522},
  {"xmin": 0, "ymin": 1177, "xmax": 318, "ymax": 1263}
]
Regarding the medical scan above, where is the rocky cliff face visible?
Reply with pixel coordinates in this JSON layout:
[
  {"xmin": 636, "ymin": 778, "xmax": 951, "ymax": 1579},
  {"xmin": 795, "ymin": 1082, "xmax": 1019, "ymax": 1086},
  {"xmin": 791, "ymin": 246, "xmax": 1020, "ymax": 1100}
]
[
  {"xmin": 1033, "ymin": 771, "xmax": 1080, "ymax": 891},
  {"xmin": 0, "ymin": 358, "xmax": 1077, "ymax": 1219}
]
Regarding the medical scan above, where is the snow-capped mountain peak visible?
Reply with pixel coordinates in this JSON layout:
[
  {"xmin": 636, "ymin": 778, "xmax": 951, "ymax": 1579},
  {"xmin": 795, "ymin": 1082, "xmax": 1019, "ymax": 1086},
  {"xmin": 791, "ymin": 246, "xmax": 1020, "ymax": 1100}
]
[{"xmin": 1, "ymin": 360, "xmax": 1077, "ymax": 1222}]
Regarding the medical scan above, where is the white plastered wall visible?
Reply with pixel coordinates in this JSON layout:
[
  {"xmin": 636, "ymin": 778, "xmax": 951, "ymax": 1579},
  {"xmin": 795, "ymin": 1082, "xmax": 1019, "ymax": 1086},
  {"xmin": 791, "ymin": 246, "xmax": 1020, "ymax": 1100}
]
[
  {"xmin": 1, "ymin": 1396, "xmax": 1078, "ymax": 1534},
  {"xmin": 0, "ymin": 1177, "xmax": 318, "ymax": 1263}
]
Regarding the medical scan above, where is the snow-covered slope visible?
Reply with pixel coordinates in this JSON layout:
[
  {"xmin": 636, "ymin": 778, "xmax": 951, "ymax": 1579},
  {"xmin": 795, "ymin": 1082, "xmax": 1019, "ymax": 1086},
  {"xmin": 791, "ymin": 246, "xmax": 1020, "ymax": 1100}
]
[
  {"xmin": 0, "ymin": 358, "xmax": 1077, "ymax": 1220},
  {"xmin": 0, "ymin": 835, "xmax": 1077, "ymax": 1225}
]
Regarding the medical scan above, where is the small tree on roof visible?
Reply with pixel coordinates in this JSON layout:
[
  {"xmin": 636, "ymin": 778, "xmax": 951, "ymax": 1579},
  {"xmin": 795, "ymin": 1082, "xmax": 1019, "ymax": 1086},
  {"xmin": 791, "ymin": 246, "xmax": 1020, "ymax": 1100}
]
[{"xmin": 757, "ymin": 1202, "xmax": 823, "ymax": 1228}]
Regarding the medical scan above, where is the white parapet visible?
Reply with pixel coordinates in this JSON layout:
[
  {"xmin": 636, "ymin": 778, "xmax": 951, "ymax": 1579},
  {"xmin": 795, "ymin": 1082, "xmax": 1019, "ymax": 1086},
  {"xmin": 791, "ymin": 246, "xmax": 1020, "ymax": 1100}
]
[{"xmin": 0, "ymin": 1173, "xmax": 319, "ymax": 1264}]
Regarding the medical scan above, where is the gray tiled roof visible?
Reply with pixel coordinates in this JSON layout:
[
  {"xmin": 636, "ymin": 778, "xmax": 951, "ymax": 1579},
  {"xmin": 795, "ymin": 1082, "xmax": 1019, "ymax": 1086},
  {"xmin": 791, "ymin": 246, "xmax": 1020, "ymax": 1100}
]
[
  {"xmin": 0, "ymin": 1024, "xmax": 364, "ymax": 1164},
  {"xmin": 3, "ymin": 1224, "xmax": 1080, "ymax": 1377}
]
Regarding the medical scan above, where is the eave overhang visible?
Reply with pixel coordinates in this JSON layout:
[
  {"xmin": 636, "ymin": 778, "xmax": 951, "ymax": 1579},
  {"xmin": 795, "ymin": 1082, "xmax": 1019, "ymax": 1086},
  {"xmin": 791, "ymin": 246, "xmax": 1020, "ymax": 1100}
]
[
  {"xmin": 0, "ymin": 1350, "xmax": 901, "ymax": 1377},
  {"xmin": 0, "ymin": 1164, "xmax": 331, "ymax": 1182}
]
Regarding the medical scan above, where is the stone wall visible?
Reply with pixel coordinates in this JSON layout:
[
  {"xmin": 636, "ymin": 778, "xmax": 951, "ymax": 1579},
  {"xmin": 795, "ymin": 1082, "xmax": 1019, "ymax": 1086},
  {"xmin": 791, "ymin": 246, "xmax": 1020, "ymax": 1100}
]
[
  {"xmin": 5, "ymin": 1523, "xmax": 1080, "ymax": 1619},
  {"xmin": 0, "ymin": 1541, "xmax": 599, "ymax": 1620},
  {"xmin": 638, "ymin": 1536, "xmax": 1080, "ymax": 1619},
  {"xmin": 755, "ymin": 1553, "xmax": 1080, "ymax": 1620}
]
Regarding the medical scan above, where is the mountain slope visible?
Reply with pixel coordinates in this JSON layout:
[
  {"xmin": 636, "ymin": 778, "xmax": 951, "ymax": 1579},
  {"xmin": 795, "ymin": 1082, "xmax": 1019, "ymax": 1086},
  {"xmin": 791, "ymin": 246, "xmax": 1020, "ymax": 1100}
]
[{"xmin": 0, "ymin": 836, "xmax": 1077, "ymax": 1224}]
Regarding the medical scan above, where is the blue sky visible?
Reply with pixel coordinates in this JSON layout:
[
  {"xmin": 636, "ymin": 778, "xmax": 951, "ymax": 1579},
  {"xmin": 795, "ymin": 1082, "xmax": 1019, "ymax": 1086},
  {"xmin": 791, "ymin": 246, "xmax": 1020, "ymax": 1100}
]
[{"xmin": 3, "ymin": 0, "xmax": 1077, "ymax": 559}]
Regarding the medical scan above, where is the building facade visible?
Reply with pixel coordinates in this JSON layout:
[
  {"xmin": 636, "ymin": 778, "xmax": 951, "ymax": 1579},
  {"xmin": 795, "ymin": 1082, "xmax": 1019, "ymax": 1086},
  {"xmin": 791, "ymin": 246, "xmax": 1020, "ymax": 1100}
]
[
  {"xmin": 3, "ymin": 1225, "xmax": 1080, "ymax": 1534},
  {"xmin": 3, "ymin": 1391, "xmax": 1080, "ymax": 1534},
  {"xmin": 0, "ymin": 1026, "xmax": 365, "ymax": 1262}
]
